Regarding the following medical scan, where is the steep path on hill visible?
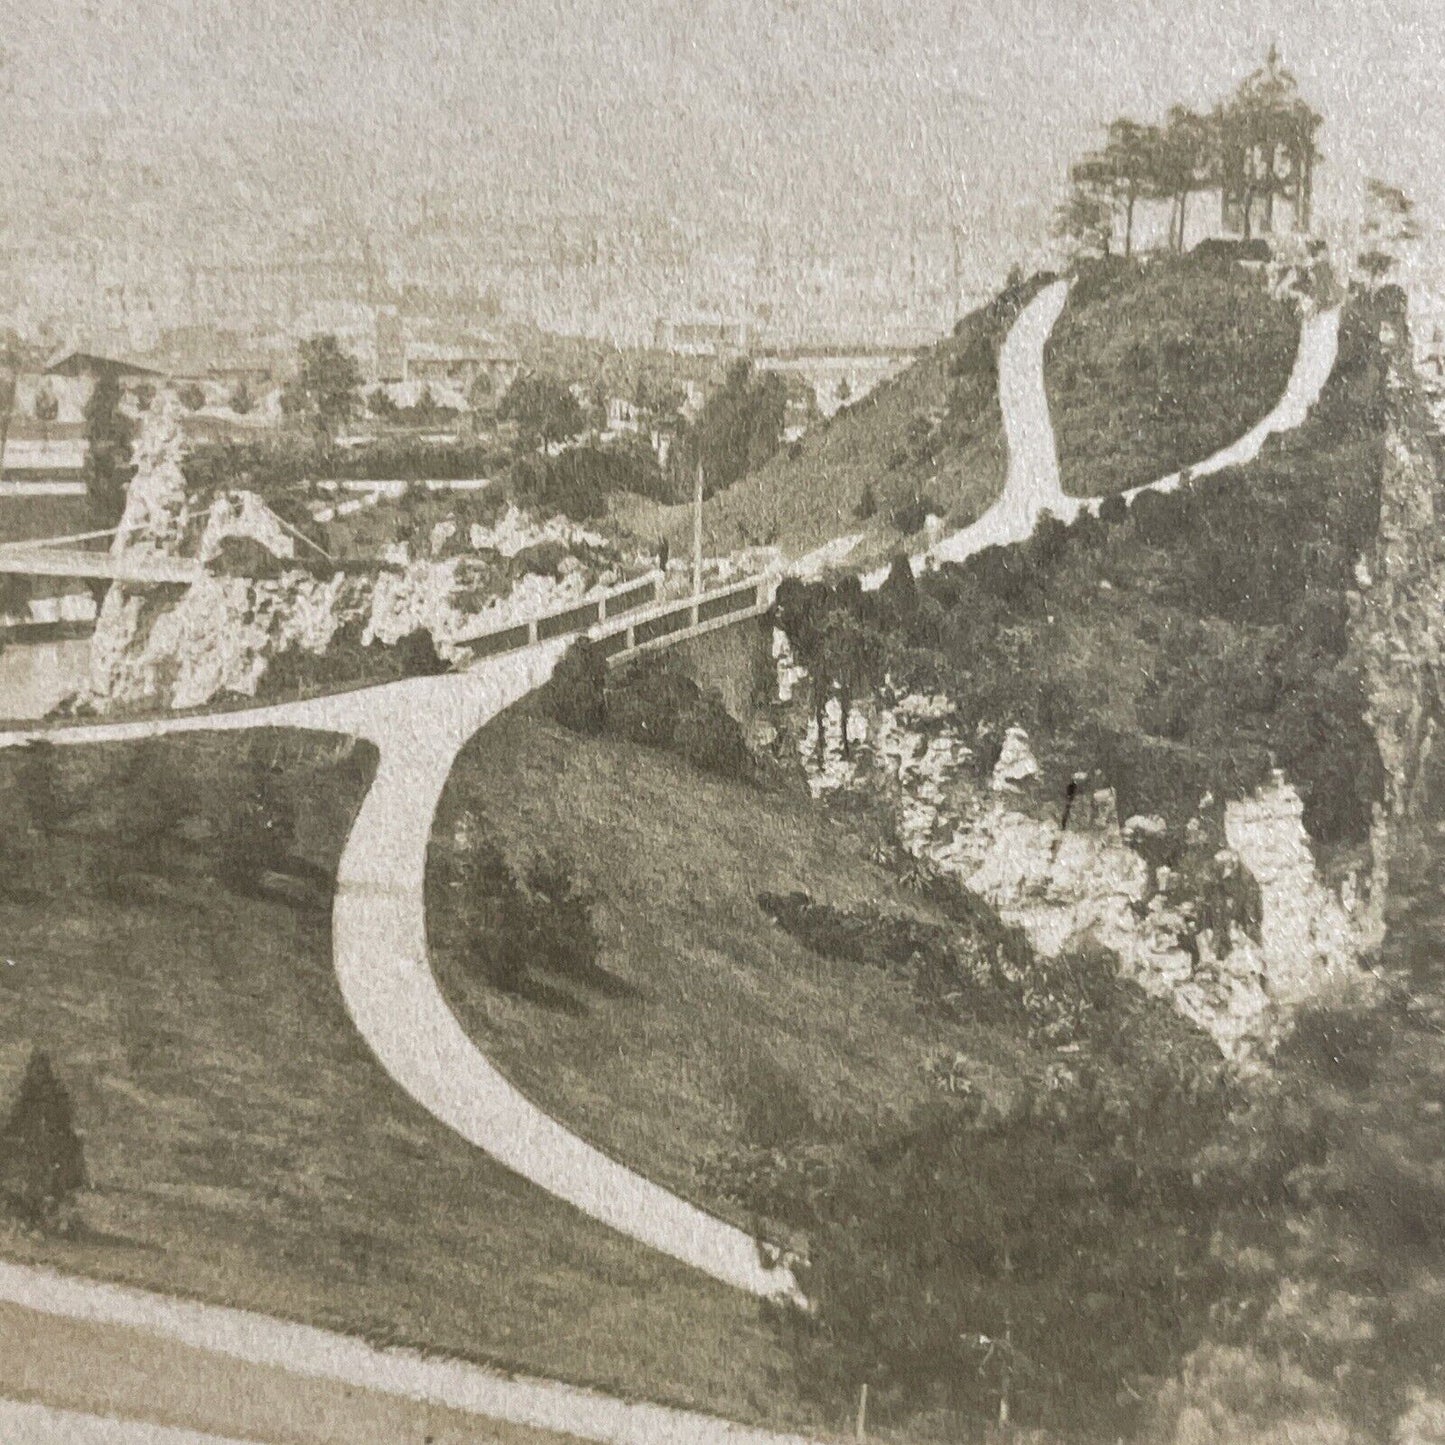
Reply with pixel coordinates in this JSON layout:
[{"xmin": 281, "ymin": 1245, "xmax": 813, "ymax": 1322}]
[
  {"xmin": 0, "ymin": 657, "xmax": 798, "ymax": 1302},
  {"xmin": 1114, "ymin": 303, "xmax": 1342, "ymax": 504},
  {"xmin": 860, "ymin": 280, "xmax": 1071, "ymax": 587},
  {"xmin": 861, "ymin": 285, "xmax": 1342, "ymax": 588}
]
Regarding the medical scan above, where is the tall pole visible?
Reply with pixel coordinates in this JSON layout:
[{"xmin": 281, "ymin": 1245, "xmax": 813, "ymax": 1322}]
[{"xmin": 692, "ymin": 456, "xmax": 704, "ymax": 599}]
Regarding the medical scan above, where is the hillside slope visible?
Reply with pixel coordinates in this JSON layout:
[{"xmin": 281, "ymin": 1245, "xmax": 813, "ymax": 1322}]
[
  {"xmin": 1043, "ymin": 252, "xmax": 1302, "ymax": 496},
  {"xmin": 611, "ymin": 278, "xmax": 1049, "ymax": 570},
  {"xmin": 426, "ymin": 707, "xmax": 1006, "ymax": 1236},
  {"xmin": 0, "ymin": 730, "xmax": 809, "ymax": 1434}
]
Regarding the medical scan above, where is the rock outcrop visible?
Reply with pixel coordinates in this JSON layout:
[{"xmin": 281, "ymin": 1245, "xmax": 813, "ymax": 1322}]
[
  {"xmin": 779, "ymin": 291, "xmax": 1445, "ymax": 1060},
  {"xmin": 797, "ymin": 687, "xmax": 1370, "ymax": 1055},
  {"xmin": 86, "ymin": 403, "xmax": 635, "ymax": 712}
]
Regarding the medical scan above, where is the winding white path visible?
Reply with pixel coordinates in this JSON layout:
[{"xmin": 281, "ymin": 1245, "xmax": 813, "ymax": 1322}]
[
  {"xmin": 1112, "ymin": 303, "xmax": 1342, "ymax": 505},
  {"xmin": 858, "ymin": 280, "xmax": 1071, "ymax": 590},
  {"xmin": 0, "ymin": 654, "xmax": 798, "ymax": 1302},
  {"xmin": 0, "ymin": 1262, "xmax": 820, "ymax": 1445},
  {"xmin": 860, "ymin": 282, "xmax": 1342, "ymax": 588}
]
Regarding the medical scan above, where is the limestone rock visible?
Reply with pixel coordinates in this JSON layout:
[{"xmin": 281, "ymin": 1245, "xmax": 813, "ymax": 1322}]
[{"xmin": 992, "ymin": 726, "xmax": 1039, "ymax": 791}]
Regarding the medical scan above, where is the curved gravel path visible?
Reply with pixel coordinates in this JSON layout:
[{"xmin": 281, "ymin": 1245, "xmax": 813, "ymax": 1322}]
[
  {"xmin": 860, "ymin": 279, "xmax": 1071, "ymax": 589},
  {"xmin": 0, "ymin": 655, "xmax": 798, "ymax": 1301},
  {"xmin": 862, "ymin": 284, "xmax": 1342, "ymax": 588},
  {"xmin": 0, "ymin": 1262, "xmax": 819, "ymax": 1445}
]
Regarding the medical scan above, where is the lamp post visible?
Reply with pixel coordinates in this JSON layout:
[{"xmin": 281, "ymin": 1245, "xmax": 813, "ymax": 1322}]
[{"xmin": 692, "ymin": 456, "xmax": 704, "ymax": 599}]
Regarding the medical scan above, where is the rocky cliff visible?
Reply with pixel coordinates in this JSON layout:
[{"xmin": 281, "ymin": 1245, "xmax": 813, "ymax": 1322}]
[
  {"xmin": 1353, "ymin": 297, "xmax": 1445, "ymax": 931},
  {"xmin": 86, "ymin": 399, "xmax": 635, "ymax": 712},
  {"xmin": 777, "ymin": 290, "xmax": 1445, "ymax": 1059}
]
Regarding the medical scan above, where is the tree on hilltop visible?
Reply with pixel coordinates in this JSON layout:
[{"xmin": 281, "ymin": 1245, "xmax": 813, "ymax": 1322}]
[
  {"xmin": 1357, "ymin": 177, "xmax": 1422, "ymax": 286},
  {"xmin": 1157, "ymin": 106, "xmax": 1218, "ymax": 251},
  {"xmin": 1072, "ymin": 119, "xmax": 1163, "ymax": 259},
  {"xmin": 1052, "ymin": 182, "xmax": 1115, "ymax": 260}
]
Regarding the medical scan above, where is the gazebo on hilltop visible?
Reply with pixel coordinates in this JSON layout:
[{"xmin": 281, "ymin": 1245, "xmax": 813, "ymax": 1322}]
[
  {"xmin": 1216, "ymin": 45, "xmax": 1323, "ymax": 240},
  {"xmin": 1059, "ymin": 47, "xmax": 1325, "ymax": 257}
]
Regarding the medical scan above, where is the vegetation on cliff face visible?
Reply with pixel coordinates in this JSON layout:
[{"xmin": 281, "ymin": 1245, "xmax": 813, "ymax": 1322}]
[
  {"xmin": 1044, "ymin": 252, "xmax": 1301, "ymax": 496},
  {"xmin": 744, "ymin": 282, "xmax": 1445, "ymax": 1440},
  {"xmin": 780, "ymin": 282, "xmax": 1393, "ymax": 858}
]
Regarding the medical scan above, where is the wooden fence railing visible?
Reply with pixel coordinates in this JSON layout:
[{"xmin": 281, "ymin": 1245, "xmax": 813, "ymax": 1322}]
[{"xmin": 590, "ymin": 575, "xmax": 775, "ymax": 664}]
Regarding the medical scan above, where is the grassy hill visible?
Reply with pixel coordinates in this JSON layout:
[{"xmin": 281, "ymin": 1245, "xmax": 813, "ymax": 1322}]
[
  {"xmin": 1043, "ymin": 253, "xmax": 1301, "ymax": 497},
  {"xmin": 424, "ymin": 675, "xmax": 1231, "ymax": 1440},
  {"xmin": 0, "ymin": 730, "xmax": 819, "ymax": 1435},
  {"xmin": 611, "ymin": 278, "xmax": 1050, "ymax": 568},
  {"xmin": 425, "ymin": 705, "xmax": 1030, "ymax": 1242}
]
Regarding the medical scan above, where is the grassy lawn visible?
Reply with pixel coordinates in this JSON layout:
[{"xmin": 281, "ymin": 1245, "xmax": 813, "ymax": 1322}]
[
  {"xmin": 611, "ymin": 281, "xmax": 1047, "ymax": 569},
  {"xmin": 425, "ymin": 707, "xmax": 1049, "ymax": 1242},
  {"xmin": 0, "ymin": 729, "xmax": 822, "ymax": 1435},
  {"xmin": 1043, "ymin": 254, "xmax": 1300, "ymax": 497}
]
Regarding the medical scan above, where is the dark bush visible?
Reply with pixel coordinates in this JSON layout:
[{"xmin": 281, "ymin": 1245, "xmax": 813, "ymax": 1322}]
[
  {"xmin": 0, "ymin": 1050, "xmax": 86, "ymax": 1229},
  {"xmin": 606, "ymin": 658, "xmax": 755, "ymax": 782},
  {"xmin": 397, "ymin": 628, "xmax": 450, "ymax": 677},
  {"xmin": 205, "ymin": 535, "xmax": 289, "ymax": 579},
  {"xmin": 545, "ymin": 639, "xmax": 608, "ymax": 737},
  {"xmin": 1278, "ymin": 1003, "xmax": 1394, "ymax": 1090},
  {"xmin": 450, "ymin": 835, "xmax": 618, "ymax": 1011}
]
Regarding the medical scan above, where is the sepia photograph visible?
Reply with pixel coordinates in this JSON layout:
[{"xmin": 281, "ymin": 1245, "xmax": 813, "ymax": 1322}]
[{"xmin": 0, "ymin": 1, "xmax": 1444, "ymax": 1441}]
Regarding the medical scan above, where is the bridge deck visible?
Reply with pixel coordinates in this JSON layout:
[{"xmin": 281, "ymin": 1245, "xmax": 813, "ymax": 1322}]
[{"xmin": 0, "ymin": 547, "xmax": 200, "ymax": 584}]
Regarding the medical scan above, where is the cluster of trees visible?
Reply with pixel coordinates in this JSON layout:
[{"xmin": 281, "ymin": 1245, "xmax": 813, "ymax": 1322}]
[
  {"xmin": 677, "ymin": 357, "xmax": 788, "ymax": 496},
  {"xmin": 0, "ymin": 734, "xmax": 343, "ymax": 908},
  {"xmin": 1055, "ymin": 55, "xmax": 1321, "ymax": 258},
  {"xmin": 236, "ymin": 333, "xmax": 790, "ymax": 522},
  {"xmin": 280, "ymin": 334, "xmax": 365, "ymax": 444},
  {"xmin": 509, "ymin": 436, "xmax": 670, "ymax": 520},
  {"xmin": 498, "ymin": 370, "xmax": 588, "ymax": 447},
  {"xmin": 775, "ymin": 563, "xmax": 913, "ymax": 760},
  {"xmin": 367, "ymin": 383, "xmax": 460, "ymax": 427}
]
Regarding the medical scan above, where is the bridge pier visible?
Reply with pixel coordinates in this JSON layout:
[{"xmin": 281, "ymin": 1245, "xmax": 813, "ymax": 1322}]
[{"xmin": 652, "ymin": 612, "xmax": 774, "ymax": 727}]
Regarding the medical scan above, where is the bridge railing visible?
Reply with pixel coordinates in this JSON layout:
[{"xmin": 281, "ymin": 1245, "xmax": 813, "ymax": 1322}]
[
  {"xmin": 1, "ymin": 569, "xmax": 774, "ymax": 732},
  {"xmin": 464, "ymin": 571, "xmax": 661, "ymax": 662},
  {"xmin": 590, "ymin": 575, "xmax": 775, "ymax": 663}
]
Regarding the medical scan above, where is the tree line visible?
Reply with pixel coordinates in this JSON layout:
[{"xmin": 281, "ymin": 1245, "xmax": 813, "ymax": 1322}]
[{"xmin": 1055, "ymin": 60, "xmax": 1322, "ymax": 258}]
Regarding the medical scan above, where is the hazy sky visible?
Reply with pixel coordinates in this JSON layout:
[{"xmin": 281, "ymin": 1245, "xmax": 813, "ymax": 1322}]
[{"xmin": 4, "ymin": 0, "xmax": 1443, "ymax": 281}]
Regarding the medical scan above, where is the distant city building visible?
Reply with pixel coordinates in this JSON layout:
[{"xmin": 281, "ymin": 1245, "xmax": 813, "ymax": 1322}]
[
  {"xmin": 756, "ymin": 350, "xmax": 915, "ymax": 418},
  {"xmin": 0, "ymin": 436, "xmax": 88, "ymax": 483},
  {"xmin": 653, "ymin": 314, "xmax": 750, "ymax": 356},
  {"xmin": 43, "ymin": 350, "xmax": 161, "ymax": 384},
  {"xmin": 401, "ymin": 340, "xmax": 520, "ymax": 395}
]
